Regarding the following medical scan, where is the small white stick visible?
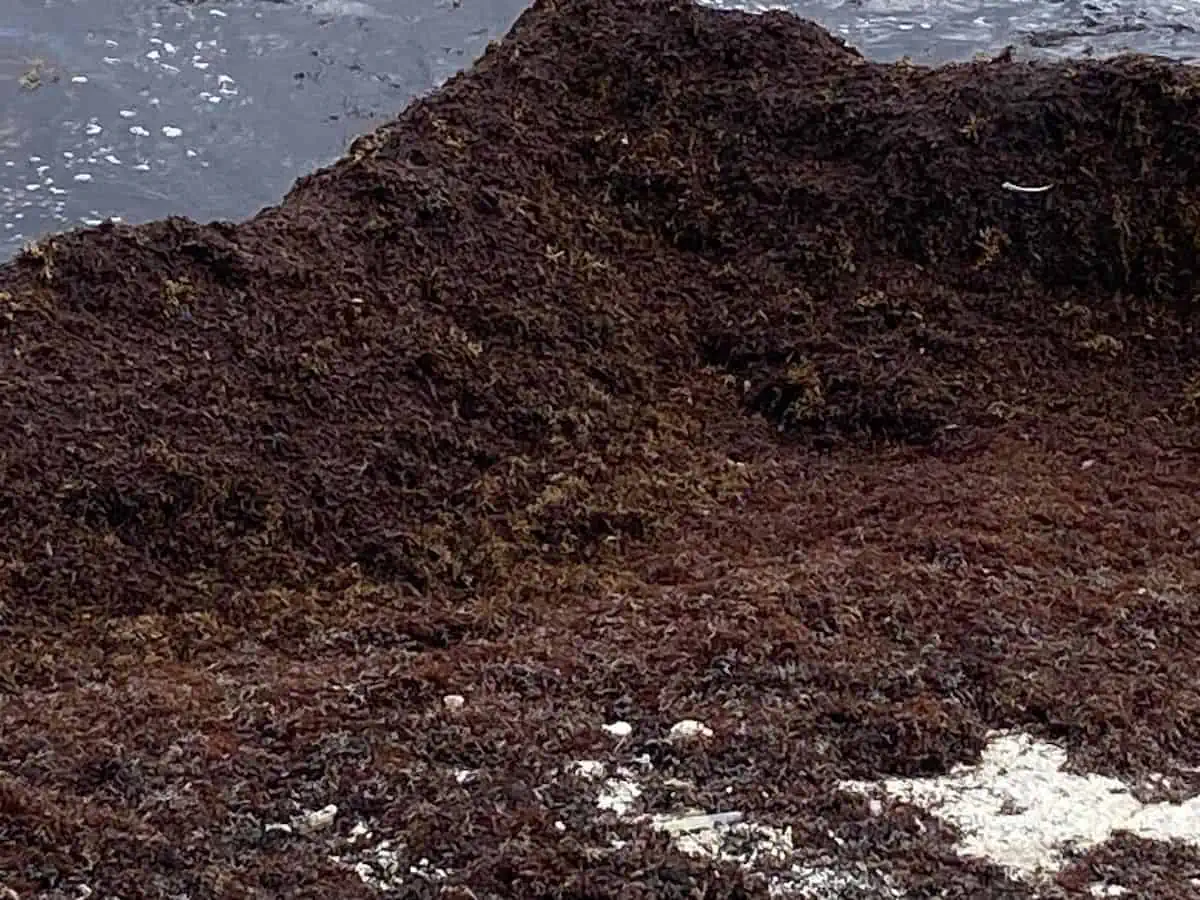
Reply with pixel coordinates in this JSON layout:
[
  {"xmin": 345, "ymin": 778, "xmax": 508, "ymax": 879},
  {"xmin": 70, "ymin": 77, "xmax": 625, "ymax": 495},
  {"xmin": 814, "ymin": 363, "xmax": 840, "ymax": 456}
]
[
  {"xmin": 1002, "ymin": 181, "xmax": 1054, "ymax": 193},
  {"xmin": 653, "ymin": 811, "xmax": 745, "ymax": 834}
]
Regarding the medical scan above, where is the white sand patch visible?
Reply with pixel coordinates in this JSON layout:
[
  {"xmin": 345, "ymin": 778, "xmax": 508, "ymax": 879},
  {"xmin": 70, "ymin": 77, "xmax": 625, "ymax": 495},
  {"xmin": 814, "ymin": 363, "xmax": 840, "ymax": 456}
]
[
  {"xmin": 665, "ymin": 816, "xmax": 793, "ymax": 867},
  {"xmin": 669, "ymin": 718, "xmax": 714, "ymax": 741},
  {"xmin": 651, "ymin": 811, "xmax": 905, "ymax": 898},
  {"xmin": 1089, "ymin": 884, "xmax": 1130, "ymax": 897},
  {"xmin": 840, "ymin": 731, "xmax": 1200, "ymax": 880},
  {"xmin": 568, "ymin": 759, "xmax": 607, "ymax": 779},
  {"xmin": 332, "ymin": 829, "xmax": 451, "ymax": 891},
  {"xmin": 567, "ymin": 719, "xmax": 904, "ymax": 898},
  {"xmin": 568, "ymin": 754, "xmax": 644, "ymax": 816},
  {"xmin": 773, "ymin": 864, "xmax": 907, "ymax": 899},
  {"xmin": 597, "ymin": 773, "xmax": 643, "ymax": 816}
]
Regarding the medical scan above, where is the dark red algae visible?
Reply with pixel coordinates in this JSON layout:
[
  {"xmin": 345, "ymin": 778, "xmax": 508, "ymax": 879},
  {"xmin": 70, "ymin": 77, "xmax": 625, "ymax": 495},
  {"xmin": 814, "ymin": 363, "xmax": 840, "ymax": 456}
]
[{"xmin": 2, "ymin": 0, "xmax": 1199, "ymax": 896}]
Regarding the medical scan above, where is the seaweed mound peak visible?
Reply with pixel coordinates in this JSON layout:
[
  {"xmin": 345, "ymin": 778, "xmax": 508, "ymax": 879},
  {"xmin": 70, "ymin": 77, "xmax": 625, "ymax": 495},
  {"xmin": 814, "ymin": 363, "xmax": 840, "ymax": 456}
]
[{"xmin": 2, "ymin": 0, "xmax": 1196, "ymax": 619}]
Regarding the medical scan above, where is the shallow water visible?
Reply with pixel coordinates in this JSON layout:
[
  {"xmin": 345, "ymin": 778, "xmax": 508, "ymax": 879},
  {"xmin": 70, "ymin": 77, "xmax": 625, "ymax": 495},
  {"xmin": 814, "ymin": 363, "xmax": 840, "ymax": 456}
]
[
  {"xmin": 0, "ymin": 0, "xmax": 527, "ymax": 258},
  {"xmin": 2, "ymin": 0, "xmax": 1200, "ymax": 259},
  {"xmin": 708, "ymin": 0, "xmax": 1200, "ymax": 64}
]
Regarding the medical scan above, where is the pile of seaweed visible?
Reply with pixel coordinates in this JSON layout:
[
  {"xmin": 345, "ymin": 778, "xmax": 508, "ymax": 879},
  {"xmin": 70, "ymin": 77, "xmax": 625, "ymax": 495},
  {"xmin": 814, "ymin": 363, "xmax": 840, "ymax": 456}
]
[
  {"xmin": 3, "ymin": 0, "xmax": 1195, "ymax": 624},
  {"xmin": 2, "ymin": 0, "xmax": 1199, "ymax": 897}
]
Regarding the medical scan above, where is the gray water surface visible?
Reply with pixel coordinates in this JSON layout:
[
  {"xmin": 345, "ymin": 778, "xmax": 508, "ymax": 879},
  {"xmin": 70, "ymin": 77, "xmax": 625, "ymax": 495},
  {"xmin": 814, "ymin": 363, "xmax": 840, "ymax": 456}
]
[
  {"xmin": 3, "ymin": 0, "xmax": 1200, "ymax": 260},
  {"xmin": 0, "ymin": 0, "xmax": 526, "ymax": 258},
  {"xmin": 708, "ymin": 0, "xmax": 1200, "ymax": 63}
]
